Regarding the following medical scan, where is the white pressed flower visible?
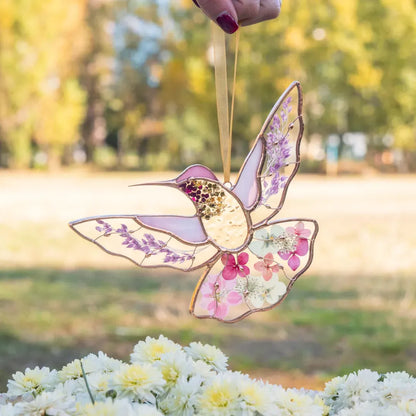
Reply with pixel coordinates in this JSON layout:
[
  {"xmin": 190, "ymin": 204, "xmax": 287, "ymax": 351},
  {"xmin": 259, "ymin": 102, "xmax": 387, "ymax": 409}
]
[
  {"xmin": 235, "ymin": 275, "xmax": 265, "ymax": 308},
  {"xmin": 197, "ymin": 374, "xmax": 240, "ymax": 416},
  {"xmin": 7, "ymin": 367, "xmax": 58, "ymax": 396},
  {"xmin": 81, "ymin": 398, "xmax": 138, "ymax": 416},
  {"xmin": 184, "ymin": 342, "xmax": 228, "ymax": 372},
  {"xmin": 159, "ymin": 376, "xmax": 202, "ymax": 416},
  {"xmin": 13, "ymin": 387, "xmax": 76, "ymax": 416},
  {"xmin": 155, "ymin": 351, "xmax": 194, "ymax": 390},
  {"xmin": 263, "ymin": 277, "xmax": 286, "ymax": 305},
  {"xmin": 111, "ymin": 363, "xmax": 165, "ymax": 402},
  {"xmin": 131, "ymin": 335, "xmax": 182, "ymax": 364},
  {"xmin": 249, "ymin": 225, "xmax": 289, "ymax": 257}
]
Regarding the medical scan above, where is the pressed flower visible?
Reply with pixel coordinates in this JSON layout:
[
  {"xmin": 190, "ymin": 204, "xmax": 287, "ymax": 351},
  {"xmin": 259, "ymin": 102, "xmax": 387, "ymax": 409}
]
[
  {"xmin": 249, "ymin": 225, "xmax": 298, "ymax": 258},
  {"xmin": 235, "ymin": 275, "xmax": 265, "ymax": 309},
  {"xmin": 199, "ymin": 274, "xmax": 242, "ymax": 319},
  {"xmin": 254, "ymin": 252, "xmax": 281, "ymax": 280},
  {"xmin": 286, "ymin": 221, "xmax": 311, "ymax": 239},
  {"xmin": 221, "ymin": 252, "xmax": 250, "ymax": 280},
  {"xmin": 276, "ymin": 222, "xmax": 311, "ymax": 271},
  {"xmin": 263, "ymin": 277, "xmax": 287, "ymax": 304}
]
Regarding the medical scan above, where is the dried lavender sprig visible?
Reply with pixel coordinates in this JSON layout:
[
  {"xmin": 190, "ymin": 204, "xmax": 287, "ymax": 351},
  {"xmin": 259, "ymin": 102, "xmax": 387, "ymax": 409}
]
[{"xmin": 96, "ymin": 221, "xmax": 194, "ymax": 264}]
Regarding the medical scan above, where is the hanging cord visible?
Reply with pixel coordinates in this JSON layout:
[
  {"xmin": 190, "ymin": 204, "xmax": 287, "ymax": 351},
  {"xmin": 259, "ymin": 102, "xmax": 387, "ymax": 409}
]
[{"xmin": 212, "ymin": 24, "xmax": 240, "ymax": 183}]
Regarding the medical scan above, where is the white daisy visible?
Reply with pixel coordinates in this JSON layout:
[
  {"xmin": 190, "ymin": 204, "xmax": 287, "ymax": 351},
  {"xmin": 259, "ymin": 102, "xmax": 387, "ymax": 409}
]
[
  {"xmin": 81, "ymin": 398, "xmax": 152, "ymax": 416},
  {"xmin": 13, "ymin": 387, "xmax": 76, "ymax": 416},
  {"xmin": 234, "ymin": 373, "xmax": 275, "ymax": 416},
  {"xmin": 82, "ymin": 352, "xmax": 122, "ymax": 374},
  {"xmin": 131, "ymin": 335, "xmax": 182, "ymax": 364},
  {"xmin": 159, "ymin": 375, "xmax": 202, "ymax": 416},
  {"xmin": 184, "ymin": 342, "xmax": 228, "ymax": 373},
  {"xmin": 155, "ymin": 351, "xmax": 194, "ymax": 390},
  {"xmin": 7, "ymin": 367, "xmax": 58, "ymax": 396},
  {"xmin": 0, "ymin": 403, "xmax": 17, "ymax": 416},
  {"xmin": 190, "ymin": 360, "xmax": 216, "ymax": 380},
  {"xmin": 197, "ymin": 374, "xmax": 240, "ymax": 416},
  {"xmin": 111, "ymin": 363, "xmax": 165, "ymax": 402}
]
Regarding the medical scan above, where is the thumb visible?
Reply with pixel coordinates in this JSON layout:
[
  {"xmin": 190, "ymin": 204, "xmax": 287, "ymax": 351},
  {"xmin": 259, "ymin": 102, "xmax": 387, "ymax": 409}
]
[{"xmin": 196, "ymin": 0, "xmax": 239, "ymax": 34}]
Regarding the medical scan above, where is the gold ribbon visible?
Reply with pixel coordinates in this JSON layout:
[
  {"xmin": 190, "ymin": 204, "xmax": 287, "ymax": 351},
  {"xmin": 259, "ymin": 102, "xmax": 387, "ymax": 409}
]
[{"xmin": 212, "ymin": 24, "xmax": 239, "ymax": 183}]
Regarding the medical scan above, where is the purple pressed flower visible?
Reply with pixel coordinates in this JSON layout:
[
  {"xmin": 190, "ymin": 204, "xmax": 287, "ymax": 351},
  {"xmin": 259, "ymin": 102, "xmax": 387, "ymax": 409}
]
[
  {"xmin": 96, "ymin": 220, "xmax": 194, "ymax": 264},
  {"xmin": 95, "ymin": 220, "xmax": 113, "ymax": 236},
  {"xmin": 261, "ymin": 98, "xmax": 293, "ymax": 204}
]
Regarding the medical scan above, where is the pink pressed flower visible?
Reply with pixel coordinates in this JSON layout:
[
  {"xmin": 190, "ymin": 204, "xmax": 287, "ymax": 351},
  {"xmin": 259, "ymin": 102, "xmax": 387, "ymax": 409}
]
[
  {"xmin": 221, "ymin": 252, "xmax": 250, "ymax": 280},
  {"xmin": 200, "ymin": 273, "xmax": 242, "ymax": 319},
  {"xmin": 278, "ymin": 236, "xmax": 309, "ymax": 271},
  {"xmin": 286, "ymin": 222, "xmax": 311, "ymax": 239},
  {"xmin": 254, "ymin": 252, "xmax": 281, "ymax": 281}
]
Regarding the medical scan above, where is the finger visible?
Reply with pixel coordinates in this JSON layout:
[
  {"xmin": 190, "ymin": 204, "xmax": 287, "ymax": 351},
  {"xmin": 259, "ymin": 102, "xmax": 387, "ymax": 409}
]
[
  {"xmin": 239, "ymin": 0, "xmax": 281, "ymax": 26},
  {"xmin": 197, "ymin": 0, "xmax": 240, "ymax": 34},
  {"xmin": 232, "ymin": 0, "xmax": 260, "ymax": 22}
]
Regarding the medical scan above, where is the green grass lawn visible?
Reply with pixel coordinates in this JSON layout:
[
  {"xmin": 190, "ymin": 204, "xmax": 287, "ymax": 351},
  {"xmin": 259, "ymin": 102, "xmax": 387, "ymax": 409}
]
[{"xmin": 1, "ymin": 171, "xmax": 415, "ymax": 390}]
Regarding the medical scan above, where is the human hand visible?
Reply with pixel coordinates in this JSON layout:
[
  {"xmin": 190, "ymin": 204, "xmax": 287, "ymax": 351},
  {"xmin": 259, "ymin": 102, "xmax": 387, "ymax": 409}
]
[{"xmin": 192, "ymin": 0, "xmax": 281, "ymax": 34}]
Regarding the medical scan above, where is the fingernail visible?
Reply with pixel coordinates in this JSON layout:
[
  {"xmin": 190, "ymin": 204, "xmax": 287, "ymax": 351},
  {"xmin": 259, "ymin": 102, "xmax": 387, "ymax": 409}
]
[
  {"xmin": 192, "ymin": 0, "xmax": 200, "ymax": 8},
  {"xmin": 216, "ymin": 11, "xmax": 239, "ymax": 34}
]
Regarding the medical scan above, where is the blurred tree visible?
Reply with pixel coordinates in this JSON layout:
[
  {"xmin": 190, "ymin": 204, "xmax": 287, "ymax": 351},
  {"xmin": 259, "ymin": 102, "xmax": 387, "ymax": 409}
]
[
  {"xmin": 0, "ymin": 0, "xmax": 88, "ymax": 168},
  {"xmin": 1, "ymin": 0, "xmax": 415, "ymax": 171},
  {"xmin": 80, "ymin": 0, "xmax": 115, "ymax": 163}
]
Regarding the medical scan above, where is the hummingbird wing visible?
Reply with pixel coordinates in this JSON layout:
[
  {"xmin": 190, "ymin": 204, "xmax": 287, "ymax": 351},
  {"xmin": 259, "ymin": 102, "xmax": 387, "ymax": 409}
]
[
  {"xmin": 232, "ymin": 81, "xmax": 304, "ymax": 227},
  {"xmin": 189, "ymin": 218, "xmax": 318, "ymax": 323},
  {"xmin": 69, "ymin": 215, "xmax": 219, "ymax": 272}
]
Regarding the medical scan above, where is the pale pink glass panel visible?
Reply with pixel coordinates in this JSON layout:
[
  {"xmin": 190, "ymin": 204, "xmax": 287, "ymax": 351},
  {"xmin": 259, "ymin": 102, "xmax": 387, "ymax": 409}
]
[
  {"xmin": 232, "ymin": 139, "xmax": 263, "ymax": 209},
  {"xmin": 137, "ymin": 215, "xmax": 207, "ymax": 243},
  {"xmin": 176, "ymin": 165, "xmax": 218, "ymax": 182}
]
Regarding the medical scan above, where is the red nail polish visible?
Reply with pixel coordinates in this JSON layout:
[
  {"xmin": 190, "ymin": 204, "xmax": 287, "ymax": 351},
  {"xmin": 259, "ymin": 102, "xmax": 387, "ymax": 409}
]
[
  {"xmin": 216, "ymin": 12, "xmax": 239, "ymax": 34},
  {"xmin": 192, "ymin": 0, "xmax": 200, "ymax": 8}
]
